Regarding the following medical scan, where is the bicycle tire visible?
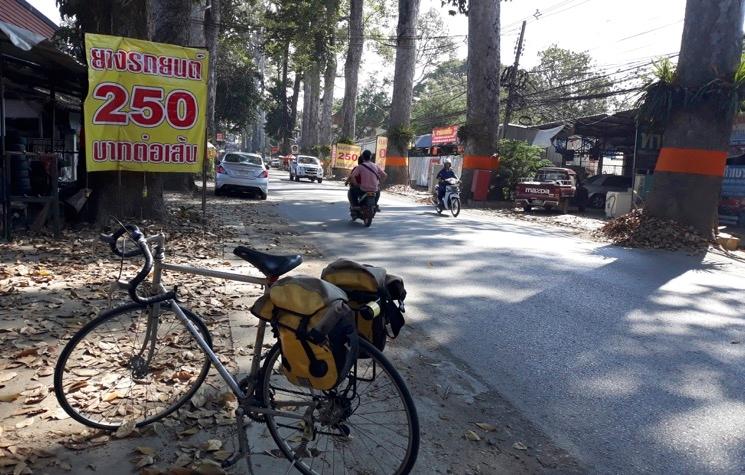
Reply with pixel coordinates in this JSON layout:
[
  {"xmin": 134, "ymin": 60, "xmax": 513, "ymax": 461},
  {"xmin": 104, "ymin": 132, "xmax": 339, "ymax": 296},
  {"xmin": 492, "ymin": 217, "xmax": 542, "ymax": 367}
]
[
  {"xmin": 54, "ymin": 302, "xmax": 212, "ymax": 430},
  {"xmin": 260, "ymin": 339, "xmax": 420, "ymax": 475}
]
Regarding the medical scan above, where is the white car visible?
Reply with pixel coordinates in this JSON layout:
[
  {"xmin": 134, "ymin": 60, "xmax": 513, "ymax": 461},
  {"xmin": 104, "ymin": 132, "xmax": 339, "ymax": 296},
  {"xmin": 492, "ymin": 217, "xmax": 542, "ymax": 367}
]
[
  {"xmin": 289, "ymin": 155, "xmax": 323, "ymax": 183},
  {"xmin": 215, "ymin": 152, "xmax": 268, "ymax": 199}
]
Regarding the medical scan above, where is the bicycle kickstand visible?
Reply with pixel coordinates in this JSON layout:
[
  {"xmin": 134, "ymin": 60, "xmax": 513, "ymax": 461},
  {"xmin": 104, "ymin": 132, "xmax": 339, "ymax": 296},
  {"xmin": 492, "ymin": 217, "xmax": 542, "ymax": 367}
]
[{"xmin": 222, "ymin": 407, "xmax": 255, "ymax": 475}]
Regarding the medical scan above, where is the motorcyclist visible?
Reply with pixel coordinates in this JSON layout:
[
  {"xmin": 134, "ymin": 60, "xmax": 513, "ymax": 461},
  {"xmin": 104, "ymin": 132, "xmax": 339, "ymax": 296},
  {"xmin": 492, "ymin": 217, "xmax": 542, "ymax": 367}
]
[
  {"xmin": 346, "ymin": 149, "xmax": 387, "ymax": 211},
  {"xmin": 436, "ymin": 158, "xmax": 458, "ymax": 206}
]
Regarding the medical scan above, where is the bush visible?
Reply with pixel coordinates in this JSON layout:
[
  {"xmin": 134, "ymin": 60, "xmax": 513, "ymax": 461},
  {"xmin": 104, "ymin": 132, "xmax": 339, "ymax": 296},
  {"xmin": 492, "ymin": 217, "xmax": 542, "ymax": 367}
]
[{"xmin": 496, "ymin": 139, "xmax": 551, "ymax": 196}]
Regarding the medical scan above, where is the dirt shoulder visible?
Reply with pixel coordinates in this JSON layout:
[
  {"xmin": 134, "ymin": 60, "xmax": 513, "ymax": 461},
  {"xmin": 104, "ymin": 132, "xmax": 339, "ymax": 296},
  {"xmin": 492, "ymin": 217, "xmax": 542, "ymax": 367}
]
[{"xmin": 0, "ymin": 189, "xmax": 581, "ymax": 474}]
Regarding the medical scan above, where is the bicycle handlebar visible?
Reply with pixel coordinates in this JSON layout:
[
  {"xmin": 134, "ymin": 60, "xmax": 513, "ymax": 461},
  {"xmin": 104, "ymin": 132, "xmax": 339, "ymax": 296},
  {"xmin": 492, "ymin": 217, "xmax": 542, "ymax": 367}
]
[{"xmin": 99, "ymin": 224, "xmax": 175, "ymax": 305}]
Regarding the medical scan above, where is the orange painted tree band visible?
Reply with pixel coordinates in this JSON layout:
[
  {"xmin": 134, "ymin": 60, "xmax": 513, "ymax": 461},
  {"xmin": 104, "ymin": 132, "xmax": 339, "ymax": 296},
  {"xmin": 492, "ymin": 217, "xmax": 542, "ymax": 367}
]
[
  {"xmin": 655, "ymin": 147, "xmax": 727, "ymax": 177},
  {"xmin": 386, "ymin": 155, "xmax": 408, "ymax": 167},
  {"xmin": 463, "ymin": 155, "xmax": 500, "ymax": 170}
]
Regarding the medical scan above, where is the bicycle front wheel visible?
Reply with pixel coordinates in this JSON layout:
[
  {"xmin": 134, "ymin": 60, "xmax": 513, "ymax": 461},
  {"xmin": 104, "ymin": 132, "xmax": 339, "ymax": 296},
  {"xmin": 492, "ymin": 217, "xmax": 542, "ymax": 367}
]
[
  {"xmin": 261, "ymin": 339, "xmax": 420, "ymax": 475},
  {"xmin": 54, "ymin": 302, "xmax": 212, "ymax": 430}
]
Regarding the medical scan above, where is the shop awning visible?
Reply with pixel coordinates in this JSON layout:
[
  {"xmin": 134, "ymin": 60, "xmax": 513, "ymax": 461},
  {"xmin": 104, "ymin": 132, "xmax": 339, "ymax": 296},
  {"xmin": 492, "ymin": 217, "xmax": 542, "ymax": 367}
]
[
  {"xmin": 0, "ymin": 20, "xmax": 85, "ymax": 97},
  {"xmin": 414, "ymin": 134, "xmax": 432, "ymax": 148}
]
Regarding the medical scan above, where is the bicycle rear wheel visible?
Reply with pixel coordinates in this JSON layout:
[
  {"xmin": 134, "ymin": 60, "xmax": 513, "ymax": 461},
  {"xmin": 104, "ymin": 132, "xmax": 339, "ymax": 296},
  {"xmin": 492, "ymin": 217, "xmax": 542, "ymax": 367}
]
[
  {"xmin": 54, "ymin": 302, "xmax": 212, "ymax": 430},
  {"xmin": 260, "ymin": 339, "xmax": 420, "ymax": 475}
]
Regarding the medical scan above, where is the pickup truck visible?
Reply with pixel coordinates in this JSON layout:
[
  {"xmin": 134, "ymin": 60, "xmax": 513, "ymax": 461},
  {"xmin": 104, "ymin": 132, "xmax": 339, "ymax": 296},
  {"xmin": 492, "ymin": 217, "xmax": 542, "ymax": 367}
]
[{"xmin": 515, "ymin": 167, "xmax": 577, "ymax": 214}]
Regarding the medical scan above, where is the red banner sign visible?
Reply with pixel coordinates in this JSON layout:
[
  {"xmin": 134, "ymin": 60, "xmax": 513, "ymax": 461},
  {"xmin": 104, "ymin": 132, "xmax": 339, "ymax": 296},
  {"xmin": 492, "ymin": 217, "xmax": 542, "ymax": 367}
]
[{"xmin": 432, "ymin": 125, "xmax": 458, "ymax": 145}]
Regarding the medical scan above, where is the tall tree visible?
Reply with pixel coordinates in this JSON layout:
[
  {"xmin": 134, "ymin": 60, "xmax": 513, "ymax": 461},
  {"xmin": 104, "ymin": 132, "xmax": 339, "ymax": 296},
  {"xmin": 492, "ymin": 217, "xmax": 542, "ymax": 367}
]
[
  {"xmin": 57, "ymin": 0, "xmax": 167, "ymax": 223},
  {"xmin": 462, "ymin": 0, "xmax": 500, "ymax": 195},
  {"xmin": 204, "ymin": 0, "xmax": 221, "ymax": 142},
  {"xmin": 152, "ymin": 0, "xmax": 196, "ymax": 192},
  {"xmin": 644, "ymin": 0, "xmax": 745, "ymax": 237},
  {"xmin": 411, "ymin": 58, "xmax": 467, "ymax": 134},
  {"xmin": 319, "ymin": 0, "xmax": 340, "ymax": 149},
  {"xmin": 340, "ymin": 0, "xmax": 364, "ymax": 140},
  {"xmin": 386, "ymin": 0, "xmax": 420, "ymax": 184}
]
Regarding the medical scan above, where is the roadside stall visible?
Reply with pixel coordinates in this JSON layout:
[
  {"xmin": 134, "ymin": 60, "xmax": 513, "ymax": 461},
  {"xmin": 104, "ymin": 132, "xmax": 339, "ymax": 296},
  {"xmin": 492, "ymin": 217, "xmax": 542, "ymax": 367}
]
[{"xmin": 1, "ymin": 21, "xmax": 85, "ymax": 240}]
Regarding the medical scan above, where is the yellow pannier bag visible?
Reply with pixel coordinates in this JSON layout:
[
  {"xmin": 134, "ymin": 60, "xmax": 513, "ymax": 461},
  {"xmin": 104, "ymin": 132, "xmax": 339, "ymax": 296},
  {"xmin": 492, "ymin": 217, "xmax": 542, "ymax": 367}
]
[
  {"xmin": 251, "ymin": 275, "xmax": 358, "ymax": 391},
  {"xmin": 321, "ymin": 259, "xmax": 390, "ymax": 352}
]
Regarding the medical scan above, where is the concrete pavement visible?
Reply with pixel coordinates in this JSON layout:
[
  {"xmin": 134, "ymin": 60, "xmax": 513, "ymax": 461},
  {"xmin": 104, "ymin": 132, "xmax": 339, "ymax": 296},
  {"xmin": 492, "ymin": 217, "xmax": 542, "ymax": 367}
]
[{"xmin": 268, "ymin": 172, "xmax": 745, "ymax": 474}]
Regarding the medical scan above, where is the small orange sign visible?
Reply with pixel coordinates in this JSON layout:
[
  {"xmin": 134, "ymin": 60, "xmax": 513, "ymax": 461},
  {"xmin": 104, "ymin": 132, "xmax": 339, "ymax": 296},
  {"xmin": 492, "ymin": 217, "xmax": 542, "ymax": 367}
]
[{"xmin": 432, "ymin": 125, "xmax": 458, "ymax": 145}]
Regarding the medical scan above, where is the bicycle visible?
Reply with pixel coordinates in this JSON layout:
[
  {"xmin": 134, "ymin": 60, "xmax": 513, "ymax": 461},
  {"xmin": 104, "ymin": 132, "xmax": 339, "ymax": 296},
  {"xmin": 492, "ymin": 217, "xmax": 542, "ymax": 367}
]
[{"xmin": 53, "ymin": 224, "xmax": 420, "ymax": 474}]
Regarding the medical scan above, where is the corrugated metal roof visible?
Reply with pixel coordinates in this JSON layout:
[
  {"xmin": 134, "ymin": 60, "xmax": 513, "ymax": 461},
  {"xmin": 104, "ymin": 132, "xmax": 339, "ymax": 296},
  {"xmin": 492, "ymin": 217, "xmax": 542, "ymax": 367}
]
[{"xmin": 0, "ymin": 0, "xmax": 57, "ymax": 39}]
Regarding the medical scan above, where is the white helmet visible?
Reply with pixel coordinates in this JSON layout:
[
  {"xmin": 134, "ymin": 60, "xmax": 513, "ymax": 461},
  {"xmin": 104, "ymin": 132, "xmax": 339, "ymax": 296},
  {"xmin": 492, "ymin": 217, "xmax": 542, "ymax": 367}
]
[{"xmin": 443, "ymin": 158, "xmax": 452, "ymax": 166}]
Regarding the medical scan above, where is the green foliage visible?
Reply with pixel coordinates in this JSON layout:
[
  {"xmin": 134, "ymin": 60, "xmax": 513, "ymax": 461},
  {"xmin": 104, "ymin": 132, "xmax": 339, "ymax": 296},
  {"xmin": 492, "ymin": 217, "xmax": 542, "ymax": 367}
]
[
  {"xmin": 387, "ymin": 126, "xmax": 415, "ymax": 151},
  {"xmin": 637, "ymin": 55, "xmax": 745, "ymax": 128},
  {"xmin": 411, "ymin": 59, "xmax": 467, "ymax": 134},
  {"xmin": 496, "ymin": 139, "xmax": 551, "ymax": 193},
  {"xmin": 337, "ymin": 137, "xmax": 356, "ymax": 145},
  {"xmin": 525, "ymin": 45, "xmax": 619, "ymax": 123},
  {"xmin": 355, "ymin": 78, "xmax": 391, "ymax": 138}
]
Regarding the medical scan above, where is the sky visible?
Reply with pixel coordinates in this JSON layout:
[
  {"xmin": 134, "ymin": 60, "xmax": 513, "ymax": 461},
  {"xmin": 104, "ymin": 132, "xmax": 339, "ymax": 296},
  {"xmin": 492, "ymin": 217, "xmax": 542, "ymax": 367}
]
[
  {"xmin": 27, "ymin": 0, "xmax": 688, "ymax": 71},
  {"xmin": 28, "ymin": 0, "xmax": 690, "ymax": 94}
]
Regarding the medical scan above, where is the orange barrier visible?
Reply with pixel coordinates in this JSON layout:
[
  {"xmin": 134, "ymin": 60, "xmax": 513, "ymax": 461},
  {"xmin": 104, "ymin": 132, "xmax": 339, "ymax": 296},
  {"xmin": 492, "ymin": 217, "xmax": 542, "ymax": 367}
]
[
  {"xmin": 385, "ymin": 155, "xmax": 408, "ymax": 167},
  {"xmin": 655, "ymin": 147, "xmax": 727, "ymax": 177},
  {"xmin": 463, "ymin": 155, "xmax": 500, "ymax": 170}
]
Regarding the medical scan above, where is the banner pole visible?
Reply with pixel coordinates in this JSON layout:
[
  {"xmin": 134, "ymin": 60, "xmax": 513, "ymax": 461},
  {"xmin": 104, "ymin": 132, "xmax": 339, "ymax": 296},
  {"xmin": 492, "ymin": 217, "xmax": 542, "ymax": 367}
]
[{"xmin": 202, "ymin": 130, "xmax": 207, "ymax": 222}]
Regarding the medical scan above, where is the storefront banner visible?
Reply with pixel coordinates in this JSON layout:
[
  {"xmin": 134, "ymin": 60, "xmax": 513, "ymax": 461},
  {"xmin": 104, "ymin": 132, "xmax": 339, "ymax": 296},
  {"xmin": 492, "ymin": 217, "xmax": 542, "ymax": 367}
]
[
  {"xmin": 431, "ymin": 125, "xmax": 458, "ymax": 145},
  {"xmin": 332, "ymin": 143, "xmax": 361, "ymax": 170},
  {"xmin": 375, "ymin": 135, "xmax": 388, "ymax": 169},
  {"xmin": 84, "ymin": 33, "xmax": 208, "ymax": 172}
]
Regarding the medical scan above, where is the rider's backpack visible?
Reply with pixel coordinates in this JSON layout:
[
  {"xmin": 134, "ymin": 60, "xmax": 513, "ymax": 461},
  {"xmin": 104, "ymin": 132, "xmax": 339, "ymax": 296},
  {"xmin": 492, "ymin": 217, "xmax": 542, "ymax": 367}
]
[
  {"xmin": 321, "ymin": 259, "xmax": 406, "ymax": 354},
  {"xmin": 251, "ymin": 276, "xmax": 358, "ymax": 390}
]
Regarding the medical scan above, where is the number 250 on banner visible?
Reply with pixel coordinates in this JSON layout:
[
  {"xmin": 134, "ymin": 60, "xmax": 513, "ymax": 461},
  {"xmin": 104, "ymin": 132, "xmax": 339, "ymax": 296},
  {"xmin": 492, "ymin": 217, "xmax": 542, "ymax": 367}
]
[{"xmin": 84, "ymin": 33, "xmax": 208, "ymax": 173}]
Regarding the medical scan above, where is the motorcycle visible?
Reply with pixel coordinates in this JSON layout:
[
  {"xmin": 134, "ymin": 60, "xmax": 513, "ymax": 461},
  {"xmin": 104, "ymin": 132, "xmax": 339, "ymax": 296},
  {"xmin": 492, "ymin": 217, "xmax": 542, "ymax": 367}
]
[
  {"xmin": 435, "ymin": 178, "xmax": 461, "ymax": 217},
  {"xmin": 350, "ymin": 191, "xmax": 377, "ymax": 227}
]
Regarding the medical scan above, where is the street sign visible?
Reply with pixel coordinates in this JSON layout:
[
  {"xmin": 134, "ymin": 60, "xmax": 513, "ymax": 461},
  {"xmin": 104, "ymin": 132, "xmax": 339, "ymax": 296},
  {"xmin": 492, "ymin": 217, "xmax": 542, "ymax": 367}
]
[
  {"xmin": 333, "ymin": 143, "xmax": 361, "ymax": 170},
  {"xmin": 291, "ymin": 144, "xmax": 299, "ymax": 154},
  {"xmin": 375, "ymin": 135, "xmax": 388, "ymax": 169},
  {"xmin": 84, "ymin": 33, "xmax": 208, "ymax": 173},
  {"xmin": 216, "ymin": 132, "xmax": 224, "ymax": 142},
  {"xmin": 431, "ymin": 125, "xmax": 459, "ymax": 145}
]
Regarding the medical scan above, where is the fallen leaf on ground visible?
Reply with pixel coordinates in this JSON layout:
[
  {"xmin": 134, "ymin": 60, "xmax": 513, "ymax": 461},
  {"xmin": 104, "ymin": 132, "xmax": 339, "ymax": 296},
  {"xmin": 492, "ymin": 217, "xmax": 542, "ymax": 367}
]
[
  {"xmin": 12, "ymin": 461, "xmax": 28, "ymax": 475},
  {"xmin": 178, "ymin": 427, "xmax": 198, "ymax": 437},
  {"xmin": 136, "ymin": 446, "xmax": 156, "ymax": 456},
  {"xmin": 135, "ymin": 455, "xmax": 155, "ymax": 469},
  {"xmin": 512, "ymin": 441, "xmax": 528, "ymax": 451},
  {"xmin": 15, "ymin": 417, "xmax": 34, "ymax": 429},
  {"xmin": 114, "ymin": 419, "xmax": 136, "ymax": 438},
  {"xmin": 464, "ymin": 430, "xmax": 481, "ymax": 441},
  {"xmin": 202, "ymin": 439, "xmax": 222, "ymax": 452},
  {"xmin": 0, "ymin": 372, "xmax": 17, "ymax": 383},
  {"xmin": 0, "ymin": 392, "xmax": 21, "ymax": 403},
  {"xmin": 475, "ymin": 422, "xmax": 497, "ymax": 432},
  {"xmin": 194, "ymin": 459, "xmax": 226, "ymax": 475}
]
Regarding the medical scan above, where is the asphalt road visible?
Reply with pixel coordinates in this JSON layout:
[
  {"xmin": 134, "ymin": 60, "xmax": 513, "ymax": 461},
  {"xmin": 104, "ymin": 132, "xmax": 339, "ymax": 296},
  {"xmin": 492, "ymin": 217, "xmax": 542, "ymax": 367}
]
[{"xmin": 268, "ymin": 172, "xmax": 745, "ymax": 474}]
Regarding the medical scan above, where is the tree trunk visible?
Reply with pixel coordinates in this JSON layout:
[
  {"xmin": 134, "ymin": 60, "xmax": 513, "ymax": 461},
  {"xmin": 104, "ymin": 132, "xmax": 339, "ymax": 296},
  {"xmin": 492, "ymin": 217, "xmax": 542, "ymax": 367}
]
[
  {"xmin": 301, "ymin": 73, "xmax": 311, "ymax": 150},
  {"xmin": 204, "ymin": 0, "xmax": 220, "ymax": 140},
  {"xmin": 463, "ymin": 0, "xmax": 501, "ymax": 199},
  {"xmin": 645, "ymin": 0, "xmax": 744, "ymax": 238},
  {"xmin": 151, "ymin": 0, "xmax": 198, "ymax": 193},
  {"xmin": 251, "ymin": 31, "xmax": 266, "ymax": 153},
  {"xmin": 340, "ymin": 0, "xmax": 363, "ymax": 140},
  {"xmin": 280, "ymin": 42, "xmax": 291, "ymax": 153},
  {"xmin": 386, "ymin": 0, "xmax": 420, "ymax": 185},
  {"xmin": 320, "ymin": 0, "xmax": 339, "ymax": 148},
  {"xmin": 289, "ymin": 72, "xmax": 302, "ymax": 148},
  {"xmin": 81, "ymin": 0, "xmax": 169, "ymax": 226},
  {"xmin": 307, "ymin": 61, "xmax": 321, "ymax": 151}
]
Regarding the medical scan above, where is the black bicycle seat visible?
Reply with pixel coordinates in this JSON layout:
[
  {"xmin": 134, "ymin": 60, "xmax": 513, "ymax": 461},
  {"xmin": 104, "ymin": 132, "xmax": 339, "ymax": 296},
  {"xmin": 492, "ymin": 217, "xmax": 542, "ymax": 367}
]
[{"xmin": 233, "ymin": 246, "xmax": 303, "ymax": 277}]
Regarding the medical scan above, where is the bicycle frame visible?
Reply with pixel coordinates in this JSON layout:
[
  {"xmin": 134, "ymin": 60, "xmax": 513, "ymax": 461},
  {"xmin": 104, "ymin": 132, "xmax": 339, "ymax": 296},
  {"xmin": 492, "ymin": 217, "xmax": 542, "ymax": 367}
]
[{"xmin": 136, "ymin": 234, "xmax": 313, "ymax": 421}]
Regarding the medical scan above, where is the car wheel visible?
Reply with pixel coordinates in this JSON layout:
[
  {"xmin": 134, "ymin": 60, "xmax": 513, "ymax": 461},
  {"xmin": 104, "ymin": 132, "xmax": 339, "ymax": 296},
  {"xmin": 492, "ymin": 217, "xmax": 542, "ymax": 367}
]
[
  {"xmin": 523, "ymin": 205, "xmax": 532, "ymax": 212},
  {"xmin": 289, "ymin": 172, "xmax": 293, "ymax": 181},
  {"xmin": 214, "ymin": 187, "xmax": 222, "ymax": 196},
  {"xmin": 295, "ymin": 176, "xmax": 300, "ymax": 182},
  {"xmin": 258, "ymin": 191, "xmax": 267, "ymax": 200},
  {"xmin": 317, "ymin": 178, "xmax": 323, "ymax": 184},
  {"xmin": 590, "ymin": 194, "xmax": 606, "ymax": 209}
]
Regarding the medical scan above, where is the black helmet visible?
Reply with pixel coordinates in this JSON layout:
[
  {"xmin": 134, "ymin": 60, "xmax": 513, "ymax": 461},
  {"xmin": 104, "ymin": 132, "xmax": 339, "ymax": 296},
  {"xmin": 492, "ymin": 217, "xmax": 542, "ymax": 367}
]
[{"xmin": 361, "ymin": 150, "xmax": 373, "ymax": 162}]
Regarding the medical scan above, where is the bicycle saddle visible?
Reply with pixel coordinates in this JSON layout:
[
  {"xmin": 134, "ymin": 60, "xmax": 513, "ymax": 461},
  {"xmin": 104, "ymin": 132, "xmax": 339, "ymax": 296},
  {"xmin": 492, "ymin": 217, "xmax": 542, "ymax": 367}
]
[{"xmin": 233, "ymin": 246, "xmax": 303, "ymax": 277}]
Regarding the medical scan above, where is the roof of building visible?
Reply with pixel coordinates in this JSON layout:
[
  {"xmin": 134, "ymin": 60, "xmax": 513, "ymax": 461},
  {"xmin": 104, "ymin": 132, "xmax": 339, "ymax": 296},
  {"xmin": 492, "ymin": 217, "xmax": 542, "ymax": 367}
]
[{"xmin": 0, "ymin": 0, "xmax": 57, "ymax": 39}]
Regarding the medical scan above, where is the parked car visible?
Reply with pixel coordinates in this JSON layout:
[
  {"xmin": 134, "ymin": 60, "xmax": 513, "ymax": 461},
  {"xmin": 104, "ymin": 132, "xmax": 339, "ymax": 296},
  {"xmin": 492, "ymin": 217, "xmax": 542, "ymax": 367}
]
[
  {"xmin": 289, "ymin": 155, "xmax": 323, "ymax": 182},
  {"xmin": 215, "ymin": 152, "xmax": 268, "ymax": 199},
  {"xmin": 584, "ymin": 174, "xmax": 632, "ymax": 208},
  {"xmin": 515, "ymin": 167, "xmax": 577, "ymax": 214},
  {"xmin": 270, "ymin": 156, "xmax": 281, "ymax": 168}
]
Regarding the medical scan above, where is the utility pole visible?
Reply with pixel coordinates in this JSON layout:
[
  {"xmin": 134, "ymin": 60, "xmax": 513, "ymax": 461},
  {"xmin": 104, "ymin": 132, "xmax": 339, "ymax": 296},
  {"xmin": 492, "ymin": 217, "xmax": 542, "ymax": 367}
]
[{"xmin": 501, "ymin": 20, "xmax": 526, "ymax": 139}]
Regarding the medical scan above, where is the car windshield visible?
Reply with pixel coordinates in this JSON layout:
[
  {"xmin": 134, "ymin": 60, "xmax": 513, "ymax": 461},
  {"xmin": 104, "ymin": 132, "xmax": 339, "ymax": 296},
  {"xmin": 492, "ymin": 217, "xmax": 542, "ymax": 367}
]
[
  {"xmin": 224, "ymin": 153, "xmax": 262, "ymax": 166},
  {"xmin": 585, "ymin": 175, "xmax": 604, "ymax": 184},
  {"xmin": 298, "ymin": 156, "xmax": 319, "ymax": 165},
  {"xmin": 536, "ymin": 171, "xmax": 570, "ymax": 182}
]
